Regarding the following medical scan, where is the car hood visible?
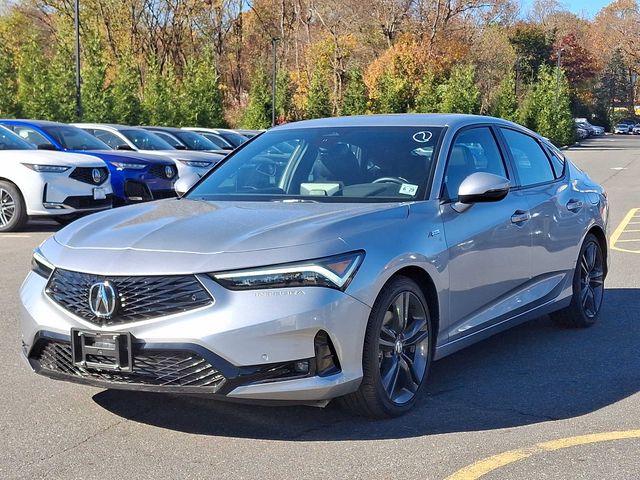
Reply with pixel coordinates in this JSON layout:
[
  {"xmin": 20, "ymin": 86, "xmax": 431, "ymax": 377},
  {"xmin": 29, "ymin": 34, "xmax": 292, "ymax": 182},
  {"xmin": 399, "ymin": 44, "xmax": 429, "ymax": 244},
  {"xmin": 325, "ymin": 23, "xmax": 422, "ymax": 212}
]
[
  {"xmin": 137, "ymin": 150, "xmax": 225, "ymax": 162},
  {"xmin": 47, "ymin": 199, "xmax": 408, "ymax": 274},
  {"xmin": 69, "ymin": 149, "xmax": 174, "ymax": 165},
  {"xmin": 2, "ymin": 149, "xmax": 105, "ymax": 166}
]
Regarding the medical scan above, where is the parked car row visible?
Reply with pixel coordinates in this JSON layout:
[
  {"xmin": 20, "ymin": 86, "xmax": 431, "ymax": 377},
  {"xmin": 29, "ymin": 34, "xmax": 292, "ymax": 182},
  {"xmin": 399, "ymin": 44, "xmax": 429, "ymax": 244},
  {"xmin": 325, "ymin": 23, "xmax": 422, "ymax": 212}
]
[
  {"xmin": 613, "ymin": 121, "xmax": 640, "ymax": 134},
  {"xmin": 574, "ymin": 118, "xmax": 605, "ymax": 139},
  {"xmin": 0, "ymin": 119, "xmax": 262, "ymax": 232}
]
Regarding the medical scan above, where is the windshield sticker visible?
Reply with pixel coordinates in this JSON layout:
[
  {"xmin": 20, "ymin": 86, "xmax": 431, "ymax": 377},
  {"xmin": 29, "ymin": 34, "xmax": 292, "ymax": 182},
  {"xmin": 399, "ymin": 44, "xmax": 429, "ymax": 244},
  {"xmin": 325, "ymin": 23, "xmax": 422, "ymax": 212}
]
[
  {"xmin": 412, "ymin": 131, "xmax": 432, "ymax": 143},
  {"xmin": 399, "ymin": 183, "xmax": 419, "ymax": 196}
]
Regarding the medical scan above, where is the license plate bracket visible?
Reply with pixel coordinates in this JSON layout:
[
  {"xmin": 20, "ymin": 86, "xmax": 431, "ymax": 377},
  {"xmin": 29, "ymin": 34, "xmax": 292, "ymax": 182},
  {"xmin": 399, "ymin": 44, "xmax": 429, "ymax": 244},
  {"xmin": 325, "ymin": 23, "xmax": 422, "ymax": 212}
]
[
  {"xmin": 71, "ymin": 329, "xmax": 133, "ymax": 372},
  {"xmin": 93, "ymin": 188, "xmax": 106, "ymax": 200}
]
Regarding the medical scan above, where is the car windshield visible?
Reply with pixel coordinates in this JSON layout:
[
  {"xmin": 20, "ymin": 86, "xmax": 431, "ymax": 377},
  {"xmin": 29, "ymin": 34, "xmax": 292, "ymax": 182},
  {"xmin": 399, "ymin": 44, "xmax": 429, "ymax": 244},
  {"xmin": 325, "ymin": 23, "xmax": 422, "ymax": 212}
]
[
  {"xmin": 42, "ymin": 125, "xmax": 111, "ymax": 151},
  {"xmin": 218, "ymin": 131, "xmax": 247, "ymax": 147},
  {"xmin": 173, "ymin": 131, "xmax": 221, "ymax": 150},
  {"xmin": 121, "ymin": 129, "xmax": 175, "ymax": 150},
  {"xmin": 188, "ymin": 126, "xmax": 443, "ymax": 202},
  {"xmin": 0, "ymin": 127, "xmax": 35, "ymax": 150}
]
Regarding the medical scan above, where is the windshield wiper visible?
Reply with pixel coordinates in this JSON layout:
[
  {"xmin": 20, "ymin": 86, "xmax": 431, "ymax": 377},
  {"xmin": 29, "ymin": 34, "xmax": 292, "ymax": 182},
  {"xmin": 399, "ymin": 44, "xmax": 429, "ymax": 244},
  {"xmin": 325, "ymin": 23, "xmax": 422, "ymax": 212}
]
[{"xmin": 271, "ymin": 198, "xmax": 320, "ymax": 204}]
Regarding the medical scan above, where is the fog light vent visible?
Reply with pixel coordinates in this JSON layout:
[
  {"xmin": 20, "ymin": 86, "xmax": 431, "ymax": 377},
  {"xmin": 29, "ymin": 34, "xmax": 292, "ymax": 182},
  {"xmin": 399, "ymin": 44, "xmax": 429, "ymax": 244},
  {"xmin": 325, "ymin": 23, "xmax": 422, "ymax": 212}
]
[{"xmin": 314, "ymin": 330, "xmax": 341, "ymax": 377}]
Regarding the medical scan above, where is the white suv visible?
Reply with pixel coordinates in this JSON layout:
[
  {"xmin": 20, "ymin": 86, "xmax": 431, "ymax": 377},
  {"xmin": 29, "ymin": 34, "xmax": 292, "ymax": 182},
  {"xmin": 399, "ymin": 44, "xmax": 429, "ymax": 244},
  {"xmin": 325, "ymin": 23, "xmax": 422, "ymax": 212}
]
[{"xmin": 0, "ymin": 126, "xmax": 112, "ymax": 232}]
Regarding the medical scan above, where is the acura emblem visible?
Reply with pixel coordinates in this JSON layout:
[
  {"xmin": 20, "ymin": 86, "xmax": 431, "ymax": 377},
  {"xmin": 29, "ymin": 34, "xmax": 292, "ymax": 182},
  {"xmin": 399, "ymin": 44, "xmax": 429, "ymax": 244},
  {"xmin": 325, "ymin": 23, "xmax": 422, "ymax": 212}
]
[
  {"xmin": 88, "ymin": 281, "xmax": 118, "ymax": 319},
  {"xmin": 164, "ymin": 165, "xmax": 174, "ymax": 179},
  {"xmin": 92, "ymin": 168, "xmax": 102, "ymax": 184}
]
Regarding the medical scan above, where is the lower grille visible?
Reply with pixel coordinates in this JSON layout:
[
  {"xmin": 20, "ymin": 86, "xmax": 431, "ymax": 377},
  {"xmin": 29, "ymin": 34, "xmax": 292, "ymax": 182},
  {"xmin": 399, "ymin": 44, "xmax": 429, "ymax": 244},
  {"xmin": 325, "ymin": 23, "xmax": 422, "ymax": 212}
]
[
  {"xmin": 124, "ymin": 181, "xmax": 152, "ymax": 201},
  {"xmin": 62, "ymin": 195, "xmax": 113, "ymax": 210},
  {"xmin": 33, "ymin": 340, "xmax": 226, "ymax": 390},
  {"xmin": 152, "ymin": 189, "xmax": 177, "ymax": 200}
]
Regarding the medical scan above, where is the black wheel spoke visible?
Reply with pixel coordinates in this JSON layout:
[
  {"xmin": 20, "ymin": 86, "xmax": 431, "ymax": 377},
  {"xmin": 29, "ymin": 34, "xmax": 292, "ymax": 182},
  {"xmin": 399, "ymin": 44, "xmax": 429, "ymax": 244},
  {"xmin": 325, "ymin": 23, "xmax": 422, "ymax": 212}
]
[
  {"xmin": 405, "ymin": 329, "xmax": 429, "ymax": 346},
  {"xmin": 381, "ymin": 356, "xmax": 400, "ymax": 393}
]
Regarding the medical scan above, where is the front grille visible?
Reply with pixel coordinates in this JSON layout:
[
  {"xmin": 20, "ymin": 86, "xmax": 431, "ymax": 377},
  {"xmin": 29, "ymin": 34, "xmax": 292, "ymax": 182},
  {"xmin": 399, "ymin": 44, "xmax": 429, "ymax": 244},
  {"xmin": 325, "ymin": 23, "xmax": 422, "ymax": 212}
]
[
  {"xmin": 69, "ymin": 167, "xmax": 109, "ymax": 185},
  {"xmin": 46, "ymin": 269, "xmax": 213, "ymax": 326},
  {"xmin": 149, "ymin": 164, "xmax": 176, "ymax": 179},
  {"xmin": 34, "ymin": 340, "xmax": 225, "ymax": 389},
  {"xmin": 62, "ymin": 195, "xmax": 113, "ymax": 210}
]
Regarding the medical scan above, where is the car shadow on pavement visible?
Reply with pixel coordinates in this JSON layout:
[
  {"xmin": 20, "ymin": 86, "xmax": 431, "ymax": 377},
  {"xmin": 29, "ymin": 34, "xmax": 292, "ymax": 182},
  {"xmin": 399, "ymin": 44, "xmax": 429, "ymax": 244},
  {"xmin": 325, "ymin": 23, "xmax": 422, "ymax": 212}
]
[{"xmin": 93, "ymin": 287, "xmax": 640, "ymax": 440}]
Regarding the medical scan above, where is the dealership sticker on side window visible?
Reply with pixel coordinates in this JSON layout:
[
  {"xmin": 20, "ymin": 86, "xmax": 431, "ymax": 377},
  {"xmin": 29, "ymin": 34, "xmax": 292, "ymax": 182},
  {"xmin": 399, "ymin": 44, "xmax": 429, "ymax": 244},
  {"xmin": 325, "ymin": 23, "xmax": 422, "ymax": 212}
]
[{"xmin": 399, "ymin": 183, "xmax": 419, "ymax": 196}]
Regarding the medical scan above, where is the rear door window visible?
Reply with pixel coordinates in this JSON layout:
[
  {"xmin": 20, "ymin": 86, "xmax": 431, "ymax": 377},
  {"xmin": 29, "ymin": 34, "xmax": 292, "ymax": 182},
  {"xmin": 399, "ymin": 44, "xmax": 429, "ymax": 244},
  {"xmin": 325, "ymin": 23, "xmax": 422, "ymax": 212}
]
[{"xmin": 501, "ymin": 129, "xmax": 555, "ymax": 186}]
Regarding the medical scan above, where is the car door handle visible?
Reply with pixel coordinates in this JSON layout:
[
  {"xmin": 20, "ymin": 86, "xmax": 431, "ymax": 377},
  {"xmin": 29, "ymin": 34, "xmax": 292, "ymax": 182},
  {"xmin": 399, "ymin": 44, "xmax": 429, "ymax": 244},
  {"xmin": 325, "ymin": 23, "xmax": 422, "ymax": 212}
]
[
  {"xmin": 566, "ymin": 199, "xmax": 584, "ymax": 212},
  {"xmin": 511, "ymin": 210, "xmax": 531, "ymax": 224}
]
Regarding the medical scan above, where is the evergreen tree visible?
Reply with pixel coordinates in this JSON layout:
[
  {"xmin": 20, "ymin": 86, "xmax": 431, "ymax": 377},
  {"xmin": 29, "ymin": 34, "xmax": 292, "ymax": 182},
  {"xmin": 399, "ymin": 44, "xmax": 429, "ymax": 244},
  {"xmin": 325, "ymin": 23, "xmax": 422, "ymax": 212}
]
[
  {"xmin": 369, "ymin": 71, "xmax": 410, "ymax": 114},
  {"xmin": 438, "ymin": 65, "xmax": 480, "ymax": 114},
  {"xmin": 535, "ymin": 65, "xmax": 575, "ymax": 146},
  {"xmin": 142, "ymin": 57, "xmax": 181, "ymax": 125},
  {"xmin": 275, "ymin": 70, "xmax": 292, "ymax": 121},
  {"xmin": 491, "ymin": 71, "xmax": 518, "ymax": 121},
  {"xmin": 47, "ymin": 40, "xmax": 77, "ymax": 121},
  {"xmin": 519, "ymin": 65, "xmax": 574, "ymax": 146},
  {"xmin": 181, "ymin": 53, "xmax": 226, "ymax": 127},
  {"xmin": 241, "ymin": 65, "xmax": 271, "ymax": 129},
  {"xmin": 414, "ymin": 71, "xmax": 439, "ymax": 113},
  {"xmin": 306, "ymin": 66, "xmax": 332, "ymax": 119},
  {"xmin": 111, "ymin": 52, "xmax": 142, "ymax": 125},
  {"xmin": 341, "ymin": 68, "xmax": 368, "ymax": 116},
  {"xmin": 0, "ymin": 43, "xmax": 19, "ymax": 117},
  {"xmin": 81, "ymin": 36, "xmax": 113, "ymax": 122},
  {"xmin": 16, "ymin": 35, "xmax": 53, "ymax": 119}
]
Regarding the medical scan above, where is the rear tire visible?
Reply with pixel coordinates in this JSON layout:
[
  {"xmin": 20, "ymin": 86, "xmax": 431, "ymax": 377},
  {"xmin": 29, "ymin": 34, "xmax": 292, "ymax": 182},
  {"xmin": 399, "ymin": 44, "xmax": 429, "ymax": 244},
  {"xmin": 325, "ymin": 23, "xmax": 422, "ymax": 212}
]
[
  {"xmin": 0, "ymin": 181, "xmax": 27, "ymax": 232},
  {"xmin": 551, "ymin": 234, "xmax": 605, "ymax": 328},
  {"xmin": 340, "ymin": 276, "xmax": 432, "ymax": 418}
]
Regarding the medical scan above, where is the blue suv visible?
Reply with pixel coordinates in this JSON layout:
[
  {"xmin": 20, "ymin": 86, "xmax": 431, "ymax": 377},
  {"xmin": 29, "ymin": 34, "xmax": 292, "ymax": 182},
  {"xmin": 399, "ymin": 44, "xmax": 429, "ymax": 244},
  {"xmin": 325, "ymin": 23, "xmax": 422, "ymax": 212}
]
[{"xmin": 0, "ymin": 120, "xmax": 177, "ymax": 205}]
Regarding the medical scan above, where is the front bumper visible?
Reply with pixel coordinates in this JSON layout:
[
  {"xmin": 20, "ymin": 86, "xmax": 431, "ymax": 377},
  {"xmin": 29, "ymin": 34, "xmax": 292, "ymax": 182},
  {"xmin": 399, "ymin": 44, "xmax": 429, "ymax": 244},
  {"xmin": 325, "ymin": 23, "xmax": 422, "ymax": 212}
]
[
  {"xmin": 23, "ymin": 169, "xmax": 114, "ymax": 216},
  {"xmin": 20, "ymin": 271, "xmax": 370, "ymax": 402}
]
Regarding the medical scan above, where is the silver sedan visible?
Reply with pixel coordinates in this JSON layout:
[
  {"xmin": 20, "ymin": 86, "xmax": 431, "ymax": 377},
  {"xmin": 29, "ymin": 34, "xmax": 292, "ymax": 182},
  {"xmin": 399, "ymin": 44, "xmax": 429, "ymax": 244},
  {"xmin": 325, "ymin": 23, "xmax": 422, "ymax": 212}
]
[{"xmin": 20, "ymin": 114, "xmax": 608, "ymax": 418}]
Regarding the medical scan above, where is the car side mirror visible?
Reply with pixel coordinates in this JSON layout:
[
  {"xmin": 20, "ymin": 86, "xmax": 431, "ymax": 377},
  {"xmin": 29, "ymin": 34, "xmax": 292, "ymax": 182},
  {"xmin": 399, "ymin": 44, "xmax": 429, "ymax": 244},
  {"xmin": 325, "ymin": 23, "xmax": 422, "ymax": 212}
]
[
  {"xmin": 452, "ymin": 172, "xmax": 510, "ymax": 213},
  {"xmin": 37, "ymin": 143, "xmax": 58, "ymax": 151},
  {"xmin": 116, "ymin": 144, "xmax": 135, "ymax": 151},
  {"xmin": 175, "ymin": 145, "xmax": 187, "ymax": 150}
]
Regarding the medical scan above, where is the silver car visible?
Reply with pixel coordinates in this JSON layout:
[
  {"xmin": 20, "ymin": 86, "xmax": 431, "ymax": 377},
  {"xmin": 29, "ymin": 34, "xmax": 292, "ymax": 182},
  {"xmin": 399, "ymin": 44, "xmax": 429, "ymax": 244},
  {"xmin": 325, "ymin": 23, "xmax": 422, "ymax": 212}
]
[{"xmin": 20, "ymin": 114, "xmax": 608, "ymax": 418}]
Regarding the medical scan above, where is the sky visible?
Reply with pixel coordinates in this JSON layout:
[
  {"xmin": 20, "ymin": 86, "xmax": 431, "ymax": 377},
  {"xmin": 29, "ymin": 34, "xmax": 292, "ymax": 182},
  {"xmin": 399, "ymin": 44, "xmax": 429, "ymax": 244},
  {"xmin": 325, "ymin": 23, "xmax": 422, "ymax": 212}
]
[{"xmin": 521, "ymin": 0, "xmax": 613, "ymax": 18}]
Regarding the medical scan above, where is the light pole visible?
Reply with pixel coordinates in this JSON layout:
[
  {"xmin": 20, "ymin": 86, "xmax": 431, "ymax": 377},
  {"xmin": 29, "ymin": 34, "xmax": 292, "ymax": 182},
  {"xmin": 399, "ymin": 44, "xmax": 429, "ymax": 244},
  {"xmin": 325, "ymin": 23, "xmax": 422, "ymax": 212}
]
[
  {"xmin": 74, "ymin": 0, "xmax": 82, "ymax": 120},
  {"xmin": 271, "ymin": 37, "xmax": 279, "ymax": 127},
  {"xmin": 556, "ymin": 47, "xmax": 565, "ymax": 106}
]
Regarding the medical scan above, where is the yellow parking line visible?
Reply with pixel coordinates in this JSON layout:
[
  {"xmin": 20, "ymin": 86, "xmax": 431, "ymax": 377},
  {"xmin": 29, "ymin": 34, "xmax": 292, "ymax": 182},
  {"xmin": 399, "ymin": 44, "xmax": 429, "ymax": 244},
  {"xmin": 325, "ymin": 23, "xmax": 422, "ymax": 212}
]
[
  {"xmin": 611, "ymin": 208, "xmax": 640, "ymax": 253},
  {"xmin": 447, "ymin": 430, "xmax": 640, "ymax": 480},
  {"xmin": 616, "ymin": 239, "xmax": 640, "ymax": 243}
]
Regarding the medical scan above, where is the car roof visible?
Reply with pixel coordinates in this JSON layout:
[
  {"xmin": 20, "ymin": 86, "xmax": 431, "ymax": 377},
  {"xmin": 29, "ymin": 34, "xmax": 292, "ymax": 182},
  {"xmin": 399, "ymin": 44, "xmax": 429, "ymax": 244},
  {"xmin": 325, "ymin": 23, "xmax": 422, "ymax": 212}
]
[
  {"xmin": 73, "ymin": 123, "xmax": 145, "ymax": 132},
  {"xmin": 0, "ymin": 119, "xmax": 68, "ymax": 127},
  {"xmin": 271, "ymin": 114, "xmax": 524, "ymax": 131},
  {"xmin": 142, "ymin": 126, "xmax": 183, "ymax": 133}
]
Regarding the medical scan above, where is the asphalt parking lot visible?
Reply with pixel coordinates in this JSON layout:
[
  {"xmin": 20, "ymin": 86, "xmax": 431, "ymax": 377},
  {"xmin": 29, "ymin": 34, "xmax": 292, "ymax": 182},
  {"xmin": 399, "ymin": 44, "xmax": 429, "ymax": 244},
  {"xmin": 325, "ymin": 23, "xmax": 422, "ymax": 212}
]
[{"xmin": 1, "ymin": 134, "xmax": 638, "ymax": 480}]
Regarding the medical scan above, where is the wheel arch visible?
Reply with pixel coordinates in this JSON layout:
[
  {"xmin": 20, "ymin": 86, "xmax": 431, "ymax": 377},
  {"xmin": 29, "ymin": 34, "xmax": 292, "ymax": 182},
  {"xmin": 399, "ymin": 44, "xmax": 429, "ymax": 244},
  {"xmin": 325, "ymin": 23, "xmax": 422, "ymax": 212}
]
[
  {"xmin": 586, "ymin": 224, "xmax": 608, "ymax": 277},
  {"xmin": 387, "ymin": 266, "xmax": 440, "ymax": 347}
]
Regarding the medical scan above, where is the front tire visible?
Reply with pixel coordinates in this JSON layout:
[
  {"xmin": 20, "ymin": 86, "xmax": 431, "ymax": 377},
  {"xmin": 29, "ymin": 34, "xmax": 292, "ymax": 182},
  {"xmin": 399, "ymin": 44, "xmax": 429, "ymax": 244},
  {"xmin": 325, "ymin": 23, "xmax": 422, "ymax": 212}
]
[
  {"xmin": 551, "ymin": 234, "xmax": 605, "ymax": 328},
  {"xmin": 0, "ymin": 181, "xmax": 27, "ymax": 232},
  {"xmin": 340, "ymin": 276, "xmax": 432, "ymax": 418}
]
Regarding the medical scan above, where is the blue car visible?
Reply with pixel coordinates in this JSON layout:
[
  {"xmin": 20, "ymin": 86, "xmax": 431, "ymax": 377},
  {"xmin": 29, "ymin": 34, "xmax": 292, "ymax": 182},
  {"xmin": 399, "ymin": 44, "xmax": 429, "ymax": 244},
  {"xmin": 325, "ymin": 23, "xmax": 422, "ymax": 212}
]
[{"xmin": 0, "ymin": 120, "xmax": 178, "ymax": 205}]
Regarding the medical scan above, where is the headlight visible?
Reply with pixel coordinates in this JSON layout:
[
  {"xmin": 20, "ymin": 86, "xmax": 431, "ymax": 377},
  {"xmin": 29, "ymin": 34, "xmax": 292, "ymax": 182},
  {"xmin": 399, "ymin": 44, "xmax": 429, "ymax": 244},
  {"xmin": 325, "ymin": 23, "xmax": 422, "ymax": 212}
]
[
  {"xmin": 31, "ymin": 248, "xmax": 54, "ymax": 279},
  {"xmin": 177, "ymin": 159, "xmax": 212, "ymax": 168},
  {"xmin": 108, "ymin": 161, "xmax": 146, "ymax": 170},
  {"xmin": 22, "ymin": 164, "xmax": 70, "ymax": 173},
  {"xmin": 210, "ymin": 251, "xmax": 365, "ymax": 291}
]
